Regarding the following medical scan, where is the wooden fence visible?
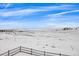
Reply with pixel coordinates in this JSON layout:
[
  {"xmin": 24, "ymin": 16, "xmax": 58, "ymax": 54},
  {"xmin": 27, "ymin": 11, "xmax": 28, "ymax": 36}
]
[{"xmin": 0, "ymin": 46, "xmax": 70, "ymax": 56}]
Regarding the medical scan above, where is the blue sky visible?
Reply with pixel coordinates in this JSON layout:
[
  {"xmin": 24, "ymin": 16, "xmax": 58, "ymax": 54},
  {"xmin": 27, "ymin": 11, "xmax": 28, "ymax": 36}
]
[{"xmin": 0, "ymin": 3, "xmax": 79, "ymax": 29}]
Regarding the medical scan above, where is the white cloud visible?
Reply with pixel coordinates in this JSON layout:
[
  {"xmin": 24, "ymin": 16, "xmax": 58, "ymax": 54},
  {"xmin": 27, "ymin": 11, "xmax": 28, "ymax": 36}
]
[
  {"xmin": 4, "ymin": 3, "xmax": 10, "ymax": 9},
  {"xmin": 0, "ymin": 4, "xmax": 75, "ymax": 17},
  {"xmin": 41, "ymin": 9, "xmax": 79, "ymax": 28},
  {"xmin": 0, "ymin": 8, "xmax": 47, "ymax": 16},
  {"xmin": 0, "ymin": 21, "xmax": 23, "ymax": 26},
  {"xmin": 45, "ymin": 10, "xmax": 79, "ymax": 17},
  {"xmin": 0, "ymin": 21, "xmax": 28, "ymax": 29},
  {"xmin": 53, "ymin": 10, "xmax": 79, "ymax": 15},
  {"xmin": 0, "ymin": 4, "xmax": 79, "ymax": 28},
  {"xmin": 38, "ymin": 4, "xmax": 75, "ymax": 11}
]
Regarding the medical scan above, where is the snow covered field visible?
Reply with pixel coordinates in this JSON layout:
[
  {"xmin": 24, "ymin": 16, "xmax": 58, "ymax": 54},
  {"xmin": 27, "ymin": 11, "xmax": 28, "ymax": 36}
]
[
  {"xmin": 14, "ymin": 52, "xmax": 32, "ymax": 56},
  {"xmin": 0, "ymin": 29, "xmax": 79, "ymax": 56}
]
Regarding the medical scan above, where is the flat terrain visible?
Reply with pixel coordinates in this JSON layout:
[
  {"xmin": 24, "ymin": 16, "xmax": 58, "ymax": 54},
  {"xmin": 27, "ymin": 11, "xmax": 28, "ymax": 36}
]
[
  {"xmin": 0, "ymin": 29, "xmax": 79, "ymax": 56},
  {"xmin": 14, "ymin": 52, "xmax": 32, "ymax": 56}
]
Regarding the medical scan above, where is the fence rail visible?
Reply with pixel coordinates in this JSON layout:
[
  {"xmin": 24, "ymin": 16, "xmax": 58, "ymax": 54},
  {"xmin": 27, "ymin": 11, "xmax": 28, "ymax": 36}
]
[{"xmin": 0, "ymin": 46, "xmax": 70, "ymax": 56}]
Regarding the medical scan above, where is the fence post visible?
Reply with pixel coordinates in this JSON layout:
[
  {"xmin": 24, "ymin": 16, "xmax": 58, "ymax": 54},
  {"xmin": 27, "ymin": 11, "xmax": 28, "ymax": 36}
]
[
  {"xmin": 44, "ymin": 51, "xmax": 45, "ymax": 56},
  {"xmin": 31, "ymin": 48, "xmax": 32, "ymax": 55},
  {"xmin": 20, "ymin": 46, "xmax": 21, "ymax": 52},
  {"xmin": 8, "ymin": 50, "xmax": 10, "ymax": 56},
  {"xmin": 60, "ymin": 53, "xmax": 61, "ymax": 56}
]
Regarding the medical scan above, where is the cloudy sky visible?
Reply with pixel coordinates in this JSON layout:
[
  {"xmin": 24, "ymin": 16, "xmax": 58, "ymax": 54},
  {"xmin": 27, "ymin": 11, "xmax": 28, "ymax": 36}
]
[{"xmin": 0, "ymin": 3, "xmax": 79, "ymax": 29}]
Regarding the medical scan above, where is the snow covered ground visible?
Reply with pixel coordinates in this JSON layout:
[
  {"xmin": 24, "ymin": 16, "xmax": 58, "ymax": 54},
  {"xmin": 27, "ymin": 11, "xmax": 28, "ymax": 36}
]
[
  {"xmin": 14, "ymin": 52, "xmax": 32, "ymax": 56},
  {"xmin": 0, "ymin": 29, "xmax": 79, "ymax": 56}
]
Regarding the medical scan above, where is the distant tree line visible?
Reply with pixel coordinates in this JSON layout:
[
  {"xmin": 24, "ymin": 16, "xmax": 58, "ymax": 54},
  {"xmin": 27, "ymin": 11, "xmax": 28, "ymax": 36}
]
[
  {"xmin": 0, "ymin": 30, "xmax": 14, "ymax": 32},
  {"xmin": 63, "ymin": 27, "xmax": 73, "ymax": 30}
]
